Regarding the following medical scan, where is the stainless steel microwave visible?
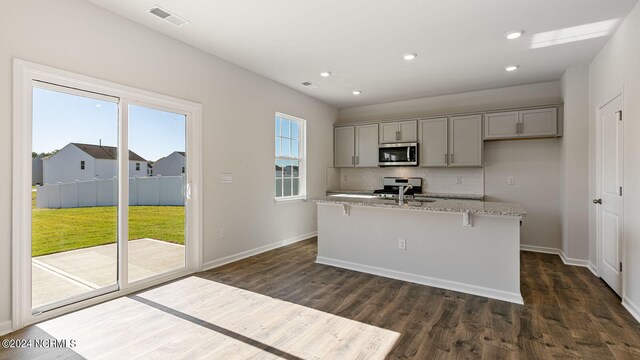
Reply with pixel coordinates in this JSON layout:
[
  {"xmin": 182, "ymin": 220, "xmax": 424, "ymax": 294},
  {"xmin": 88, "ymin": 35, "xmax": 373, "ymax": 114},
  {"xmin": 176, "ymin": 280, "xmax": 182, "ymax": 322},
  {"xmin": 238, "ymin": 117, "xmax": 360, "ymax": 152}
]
[{"xmin": 378, "ymin": 143, "xmax": 418, "ymax": 167}]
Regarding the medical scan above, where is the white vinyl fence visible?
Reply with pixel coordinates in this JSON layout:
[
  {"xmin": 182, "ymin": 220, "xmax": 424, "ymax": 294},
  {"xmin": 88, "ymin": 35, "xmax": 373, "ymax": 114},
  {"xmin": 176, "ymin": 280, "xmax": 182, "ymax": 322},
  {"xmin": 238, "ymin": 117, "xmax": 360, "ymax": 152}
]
[{"xmin": 36, "ymin": 176, "xmax": 185, "ymax": 209}]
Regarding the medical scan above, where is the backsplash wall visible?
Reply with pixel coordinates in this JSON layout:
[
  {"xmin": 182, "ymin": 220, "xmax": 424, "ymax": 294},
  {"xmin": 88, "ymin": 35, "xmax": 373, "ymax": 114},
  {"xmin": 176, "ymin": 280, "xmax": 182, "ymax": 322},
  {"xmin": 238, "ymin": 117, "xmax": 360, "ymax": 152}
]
[{"xmin": 329, "ymin": 167, "xmax": 484, "ymax": 195}]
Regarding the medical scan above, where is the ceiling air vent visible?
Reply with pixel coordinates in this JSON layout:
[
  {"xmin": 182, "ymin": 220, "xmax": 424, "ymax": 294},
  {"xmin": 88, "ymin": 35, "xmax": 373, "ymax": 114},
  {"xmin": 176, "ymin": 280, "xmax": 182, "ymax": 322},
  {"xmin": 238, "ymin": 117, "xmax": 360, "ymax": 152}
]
[
  {"xmin": 148, "ymin": 6, "xmax": 189, "ymax": 27},
  {"xmin": 301, "ymin": 82, "xmax": 319, "ymax": 89}
]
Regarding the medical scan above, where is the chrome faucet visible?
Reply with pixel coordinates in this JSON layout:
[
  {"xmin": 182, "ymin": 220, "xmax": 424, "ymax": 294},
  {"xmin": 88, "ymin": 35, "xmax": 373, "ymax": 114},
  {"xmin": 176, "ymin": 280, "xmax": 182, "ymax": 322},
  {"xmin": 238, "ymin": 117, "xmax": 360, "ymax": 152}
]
[{"xmin": 398, "ymin": 184, "xmax": 413, "ymax": 204}]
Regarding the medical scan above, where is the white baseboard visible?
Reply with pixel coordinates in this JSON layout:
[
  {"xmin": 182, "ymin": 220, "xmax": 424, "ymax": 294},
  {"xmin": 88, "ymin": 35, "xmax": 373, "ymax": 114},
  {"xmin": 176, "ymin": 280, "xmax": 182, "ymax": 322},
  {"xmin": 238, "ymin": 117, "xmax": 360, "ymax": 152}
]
[
  {"xmin": 520, "ymin": 245, "xmax": 597, "ymax": 274},
  {"xmin": 623, "ymin": 297, "xmax": 640, "ymax": 324},
  {"xmin": 202, "ymin": 232, "xmax": 317, "ymax": 271},
  {"xmin": 0, "ymin": 320, "xmax": 12, "ymax": 336},
  {"xmin": 588, "ymin": 262, "xmax": 598, "ymax": 277},
  {"xmin": 316, "ymin": 256, "xmax": 524, "ymax": 305},
  {"xmin": 520, "ymin": 244, "xmax": 560, "ymax": 255},
  {"xmin": 559, "ymin": 251, "xmax": 591, "ymax": 268}
]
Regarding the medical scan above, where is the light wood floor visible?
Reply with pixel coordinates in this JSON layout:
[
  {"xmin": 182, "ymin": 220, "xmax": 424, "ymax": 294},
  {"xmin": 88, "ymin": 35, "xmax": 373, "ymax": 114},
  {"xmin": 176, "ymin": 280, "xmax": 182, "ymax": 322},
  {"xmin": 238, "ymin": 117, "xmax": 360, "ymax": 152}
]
[{"xmin": 3, "ymin": 238, "xmax": 640, "ymax": 359}]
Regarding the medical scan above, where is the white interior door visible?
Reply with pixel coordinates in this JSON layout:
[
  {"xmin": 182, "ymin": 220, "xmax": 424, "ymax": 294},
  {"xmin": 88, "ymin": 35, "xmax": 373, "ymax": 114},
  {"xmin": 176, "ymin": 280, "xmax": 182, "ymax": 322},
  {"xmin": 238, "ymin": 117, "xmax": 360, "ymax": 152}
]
[{"xmin": 596, "ymin": 94, "xmax": 624, "ymax": 296}]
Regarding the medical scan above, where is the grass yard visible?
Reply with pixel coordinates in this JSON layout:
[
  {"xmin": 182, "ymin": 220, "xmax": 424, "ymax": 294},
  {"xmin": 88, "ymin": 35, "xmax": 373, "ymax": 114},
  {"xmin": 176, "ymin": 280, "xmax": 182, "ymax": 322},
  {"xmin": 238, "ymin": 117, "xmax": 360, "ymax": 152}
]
[{"xmin": 32, "ymin": 189, "xmax": 184, "ymax": 257}]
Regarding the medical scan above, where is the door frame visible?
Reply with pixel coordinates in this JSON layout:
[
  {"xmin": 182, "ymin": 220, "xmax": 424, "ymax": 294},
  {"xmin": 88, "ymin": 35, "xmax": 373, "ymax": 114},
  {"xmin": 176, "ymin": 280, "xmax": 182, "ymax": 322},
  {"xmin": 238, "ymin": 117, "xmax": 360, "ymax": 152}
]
[
  {"xmin": 594, "ymin": 86, "xmax": 625, "ymax": 297},
  {"xmin": 12, "ymin": 59, "xmax": 203, "ymax": 331}
]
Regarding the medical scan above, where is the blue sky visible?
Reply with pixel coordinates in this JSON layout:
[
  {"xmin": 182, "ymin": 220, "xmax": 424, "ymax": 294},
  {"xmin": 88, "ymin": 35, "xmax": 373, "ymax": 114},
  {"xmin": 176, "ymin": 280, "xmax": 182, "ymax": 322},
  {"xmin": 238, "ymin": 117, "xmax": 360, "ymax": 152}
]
[{"xmin": 32, "ymin": 87, "xmax": 185, "ymax": 161}]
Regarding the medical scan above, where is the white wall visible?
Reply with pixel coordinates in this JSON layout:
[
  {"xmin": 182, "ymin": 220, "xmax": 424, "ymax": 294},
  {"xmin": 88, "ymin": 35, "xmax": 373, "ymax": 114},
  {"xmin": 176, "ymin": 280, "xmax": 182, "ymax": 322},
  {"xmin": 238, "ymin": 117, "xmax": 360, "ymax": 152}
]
[
  {"xmin": 339, "ymin": 81, "xmax": 562, "ymax": 123},
  {"xmin": 43, "ymin": 144, "xmax": 95, "ymax": 184},
  {"xmin": 0, "ymin": 0, "xmax": 337, "ymax": 327},
  {"xmin": 484, "ymin": 139, "xmax": 562, "ymax": 249},
  {"xmin": 337, "ymin": 82, "xmax": 565, "ymax": 249},
  {"xmin": 589, "ymin": 1, "xmax": 640, "ymax": 317},
  {"xmin": 560, "ymin": 67, "xmax": 590, "ymax": 262}
]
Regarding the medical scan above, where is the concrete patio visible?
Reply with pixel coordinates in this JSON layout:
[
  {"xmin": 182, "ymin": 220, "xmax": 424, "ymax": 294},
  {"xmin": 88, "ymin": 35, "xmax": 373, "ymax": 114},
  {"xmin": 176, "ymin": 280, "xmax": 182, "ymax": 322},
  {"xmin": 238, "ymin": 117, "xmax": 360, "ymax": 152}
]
[{"xmin": 32, "ymin": 239, "xmax": 185, "ymax": 308}]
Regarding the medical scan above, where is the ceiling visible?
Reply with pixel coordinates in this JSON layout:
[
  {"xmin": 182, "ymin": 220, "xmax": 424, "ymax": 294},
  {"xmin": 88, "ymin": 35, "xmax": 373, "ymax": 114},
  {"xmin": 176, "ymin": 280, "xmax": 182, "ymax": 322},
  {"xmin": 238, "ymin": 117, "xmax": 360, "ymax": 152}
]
[{"xmin": 86, "ymin": 0, "xmax": 638, "ymax": 108}]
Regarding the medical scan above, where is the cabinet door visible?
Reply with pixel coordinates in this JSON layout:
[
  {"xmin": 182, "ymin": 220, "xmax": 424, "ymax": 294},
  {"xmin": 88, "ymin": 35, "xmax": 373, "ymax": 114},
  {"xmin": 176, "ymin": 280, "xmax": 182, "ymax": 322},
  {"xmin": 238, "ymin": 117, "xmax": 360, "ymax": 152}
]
[
  {"xmin": 334, "ymin": 126, "xmax": 355, "ymax": 167},
  {"xmin": 355, "ymin": 124, "xmax": 379, "ymax": 167},
  {"xmin": 484, "ymin": 111, "xmax": 519, "ymax": 139},
  {"xmin": 418, "ymin": 118, "xmax": 448, "ymax": 167},
  {"xmin": 399, "ymin": 120, "xmax": 418, "ymax": 142},
  {"xmin": 449, "ymin": 115, "xmax": 482, "ymax": 167},
  {"xmin": 520, "ymin": 108, "xmax": 557, "ymax": 137},
  {"xmin": 380, "ymin": 122, "xmax": 400, "ymax": 143}
]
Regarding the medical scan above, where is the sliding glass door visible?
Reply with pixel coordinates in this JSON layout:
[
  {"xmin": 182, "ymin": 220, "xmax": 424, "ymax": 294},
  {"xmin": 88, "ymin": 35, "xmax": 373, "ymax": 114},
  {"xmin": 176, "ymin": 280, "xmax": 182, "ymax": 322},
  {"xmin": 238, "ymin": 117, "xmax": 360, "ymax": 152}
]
[
  {"xmin": 127, "ymin": 104, "xmax": 187, "ymax": 283},
  {"xmin": 31, "ymin": 82, "xmax": 120, "ymax": 312},
  {"xmin": 29, "ymin": 84, "xmax": 190, "ymax": 314}
]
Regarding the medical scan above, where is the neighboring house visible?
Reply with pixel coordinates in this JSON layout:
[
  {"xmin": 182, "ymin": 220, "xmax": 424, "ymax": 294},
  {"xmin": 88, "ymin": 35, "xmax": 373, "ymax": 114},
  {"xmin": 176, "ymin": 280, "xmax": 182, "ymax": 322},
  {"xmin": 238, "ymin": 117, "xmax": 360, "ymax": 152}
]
[
  {"xmin": 42, "ymin": 143, "xmax": 149, "ymax": 184},
  {"xmin": 153, "ymin": 151, "xmax": 186, "ymax": 176},
  {"xmin": 32, "ymin": 154, "xmax": 43, "ymax": 185}
]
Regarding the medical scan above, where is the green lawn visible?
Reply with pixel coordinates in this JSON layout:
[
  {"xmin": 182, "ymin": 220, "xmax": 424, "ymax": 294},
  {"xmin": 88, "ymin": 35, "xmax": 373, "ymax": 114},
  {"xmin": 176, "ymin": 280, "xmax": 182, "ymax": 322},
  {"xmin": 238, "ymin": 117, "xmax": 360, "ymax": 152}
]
[{"xmin": 32, "ymin": 189, "xmax": 184, "ymax": 257}]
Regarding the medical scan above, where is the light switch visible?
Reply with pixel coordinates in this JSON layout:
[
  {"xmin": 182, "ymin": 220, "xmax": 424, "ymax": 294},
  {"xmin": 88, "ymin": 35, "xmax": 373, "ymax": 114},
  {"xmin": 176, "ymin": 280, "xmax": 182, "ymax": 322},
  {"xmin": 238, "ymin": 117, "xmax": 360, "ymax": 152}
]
[
  {"xmin": 507, "ymin": 176, "xmax": 515, "ymax": 185},
  {"xmin": 222, "ymin": 173, "xmax": 233, "ymax": 184}
]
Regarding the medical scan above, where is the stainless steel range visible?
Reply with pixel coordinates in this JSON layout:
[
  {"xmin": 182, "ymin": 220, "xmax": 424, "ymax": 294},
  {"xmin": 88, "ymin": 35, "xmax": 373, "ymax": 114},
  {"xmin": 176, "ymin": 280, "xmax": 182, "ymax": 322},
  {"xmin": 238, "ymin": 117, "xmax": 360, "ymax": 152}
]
[{"xmin": 373, "ymin": 177, "xmax": 422, "ymax": 198}]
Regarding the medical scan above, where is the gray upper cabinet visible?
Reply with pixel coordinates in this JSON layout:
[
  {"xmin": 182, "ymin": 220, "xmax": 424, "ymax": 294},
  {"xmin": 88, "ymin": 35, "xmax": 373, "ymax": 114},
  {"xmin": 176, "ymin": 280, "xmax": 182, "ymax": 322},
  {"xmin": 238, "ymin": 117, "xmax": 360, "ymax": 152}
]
[
  {"xmin": 334, "ymin": 124, "xmax": 379, "ymax": 168},
  {"xmin": 484, "ymin": 107, "xmax": 558, "ymax": 140},
  {"xmin": 449, "ymin": 115, "xmax": 483, "ymax": 167},
  {"xmin": 355, "ymin": 124, "xmax": 379, "ymax": 167},
  {"xmin": 484, "ymin": 111, "xmax": 519, "ymax": 140},
  {"xmin": 418, "ymin": 116, "xmax": 482, "ymax": 167},
  {"xmin": 520, "ymin": 108, "xmax": 558, "ymax": 137},
  {"xmin": 418, "ymin": 118, "xmax": 448, "ymax": 167},
  {"xmin": 379, "ymin": 120, "xmax": 417, "ymax": 143},
  {"xmin": 334, "ymin": 126, "xmax": 355, "ymax": 167}
]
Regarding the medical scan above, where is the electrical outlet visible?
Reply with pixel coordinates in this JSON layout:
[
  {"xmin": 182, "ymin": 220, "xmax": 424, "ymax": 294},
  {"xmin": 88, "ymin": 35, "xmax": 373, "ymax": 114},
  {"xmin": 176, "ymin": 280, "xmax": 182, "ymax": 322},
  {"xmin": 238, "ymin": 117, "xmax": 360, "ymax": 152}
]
[
  {"xmin": 456, "ymin": 176, "xmax": 463, "ymax": 184},
  {"xmin": 507, "ymin": 176, "xmax": 515, "ymax": 185},
  {"xmin": 398, "ymin": 238, "xmax": 406, "ymax": 250}
]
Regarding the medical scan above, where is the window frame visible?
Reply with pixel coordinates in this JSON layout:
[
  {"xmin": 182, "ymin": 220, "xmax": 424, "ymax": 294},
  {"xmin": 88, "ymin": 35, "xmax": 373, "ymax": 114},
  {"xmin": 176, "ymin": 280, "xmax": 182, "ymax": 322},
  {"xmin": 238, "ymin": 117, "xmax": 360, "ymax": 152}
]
[
  {"xmin": 274, "ymin": 112, "xmax": 306, "ymax": 202},
  {"xmin": 80, "ymin": 160, "xmax": 85, "ymax": 170}
]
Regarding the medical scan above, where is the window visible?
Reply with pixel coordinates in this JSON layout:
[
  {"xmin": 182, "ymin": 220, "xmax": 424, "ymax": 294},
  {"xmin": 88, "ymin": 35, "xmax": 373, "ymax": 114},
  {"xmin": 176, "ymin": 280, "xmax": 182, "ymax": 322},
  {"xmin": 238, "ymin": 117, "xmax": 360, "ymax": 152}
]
[
  {"xmin": 136, "ymin": 163, "xmax": 140, "ymax": 171},
  {"xmin": 181, "ymin": 166, "xmax": 185, "ymax": 174},
  {"xmin": 80, "ymin": 160, "xmax": 85, "ymax": 170},
  {"xmin": 275, "ymin": 113, "xmax": 305, "ymax": 200}
]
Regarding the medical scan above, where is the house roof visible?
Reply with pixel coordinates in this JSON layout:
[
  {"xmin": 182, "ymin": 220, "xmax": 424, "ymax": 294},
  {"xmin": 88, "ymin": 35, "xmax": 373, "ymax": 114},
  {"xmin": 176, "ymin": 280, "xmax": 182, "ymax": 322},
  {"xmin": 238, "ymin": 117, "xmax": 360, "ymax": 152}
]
[{"xmin": 71, "ymin": 143, "xmax": 147, "ymax": 162}]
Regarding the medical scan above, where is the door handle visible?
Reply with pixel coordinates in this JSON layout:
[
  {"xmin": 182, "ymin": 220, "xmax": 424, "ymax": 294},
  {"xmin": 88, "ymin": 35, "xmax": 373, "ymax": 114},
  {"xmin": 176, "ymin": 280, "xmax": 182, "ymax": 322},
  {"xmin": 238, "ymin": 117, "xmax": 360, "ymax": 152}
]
[
  {"xmin": 185, "ymin": 183, "xmax": 192, "ymax": 200},
  {"xmin": 593, "ymin": 199, "xmax": 602, "ymax": 204}
]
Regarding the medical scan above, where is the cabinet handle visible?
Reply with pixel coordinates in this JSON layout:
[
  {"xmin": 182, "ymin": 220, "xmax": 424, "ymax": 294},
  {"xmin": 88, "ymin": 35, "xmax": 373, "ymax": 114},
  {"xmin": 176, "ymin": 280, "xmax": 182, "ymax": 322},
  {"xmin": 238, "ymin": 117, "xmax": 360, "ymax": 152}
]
[
  {"xmin": 356, "ymin": 156, "xmax": 359, "ymax": 165},
  {"xmin": 451, "ymin": 154, "xmax": 455, "ymax": 164},
  {"xmin": 396, "ymin": 131, "xmax": 400, "ymax": 141},
  {"xmin": 352, "ymin": 156, "xmax": 355, "ymax": 165}
]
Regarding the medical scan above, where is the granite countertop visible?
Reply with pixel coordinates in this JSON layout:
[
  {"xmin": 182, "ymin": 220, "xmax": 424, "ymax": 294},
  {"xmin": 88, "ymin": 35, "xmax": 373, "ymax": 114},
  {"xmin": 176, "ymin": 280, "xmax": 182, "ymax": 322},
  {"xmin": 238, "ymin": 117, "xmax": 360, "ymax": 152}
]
[
  {"xmin": 308, "ymin": 195, "xmax": 525, "ymax": 217},
  {"xmin": 325, "ymin": 189, "xmax": 485, "ymax": 201}
]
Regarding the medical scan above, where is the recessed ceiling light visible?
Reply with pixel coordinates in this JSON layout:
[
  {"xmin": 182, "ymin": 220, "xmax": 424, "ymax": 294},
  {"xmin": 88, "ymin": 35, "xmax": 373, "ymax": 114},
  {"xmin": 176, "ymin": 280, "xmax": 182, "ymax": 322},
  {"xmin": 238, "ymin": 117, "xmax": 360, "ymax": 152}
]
[
  {"xmin": 320, "ymin": 71, "xmax": 332, "ymax": 77},
  {"xmin": 352, "ymin": 90, "xmax": 362, "ymax": 95},
  {"xmin": 506, "ymin": 31, "xmax": 524, "ymax": 40},
  {"xmin": 403, "ymin": 53, "xmax": 418, "ymax": 61},
  {"xmin": 505, "ymin": 65, "xmax": 519, "ymax": 72}
]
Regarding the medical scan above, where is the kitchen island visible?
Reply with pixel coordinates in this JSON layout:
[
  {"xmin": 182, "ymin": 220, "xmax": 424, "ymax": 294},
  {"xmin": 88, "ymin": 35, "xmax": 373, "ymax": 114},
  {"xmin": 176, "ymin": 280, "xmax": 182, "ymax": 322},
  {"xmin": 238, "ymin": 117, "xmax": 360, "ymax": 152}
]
[{"xmin": 307, "ymin": 195, "xmax": 526, "ymax": 304}]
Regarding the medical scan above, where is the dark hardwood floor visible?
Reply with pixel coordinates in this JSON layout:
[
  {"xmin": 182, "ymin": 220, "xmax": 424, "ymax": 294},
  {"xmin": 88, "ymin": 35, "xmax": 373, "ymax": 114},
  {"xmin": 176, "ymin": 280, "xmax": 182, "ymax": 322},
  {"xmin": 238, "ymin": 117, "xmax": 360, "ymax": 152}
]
[
  {"xmin": 197, "ymin": 238, "xmax": 640, "ymax": 359},
  {"xmin": 3, "ymin": 237, "xmax": 640, "ymax": 359}
]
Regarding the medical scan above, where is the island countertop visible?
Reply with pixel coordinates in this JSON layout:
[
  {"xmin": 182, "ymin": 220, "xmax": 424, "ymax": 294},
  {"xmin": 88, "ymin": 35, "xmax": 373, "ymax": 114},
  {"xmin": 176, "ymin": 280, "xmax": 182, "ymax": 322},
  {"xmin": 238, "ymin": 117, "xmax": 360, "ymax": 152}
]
[
  {"xmin": 307, "ymin": 195, "xmax": 526, "ymax": 217},
  {"xmin": 325, "ymin": 189, "xmax": 485, "ymax": 201}
]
